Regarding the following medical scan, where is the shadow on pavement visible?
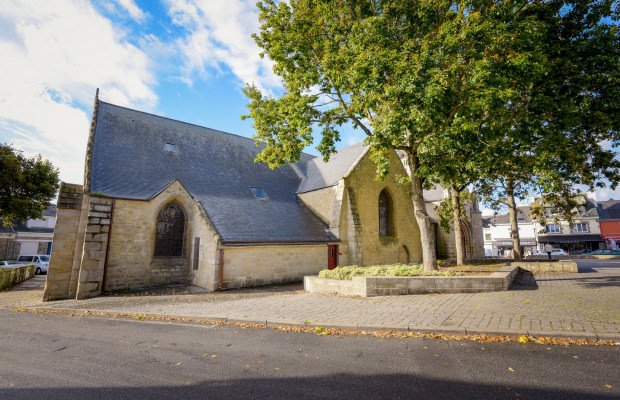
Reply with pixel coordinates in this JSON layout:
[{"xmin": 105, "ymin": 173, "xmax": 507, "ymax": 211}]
[
  {"xmin": 102, "ymin": 281, "xmax": 305, "ymax": 298},
  {"xmin": 0, "ymin": 374, "xmax": 616, "ymax": 400},
  {"xmin": 4, "ymin": 275, "xmax": 46, "ymax": 292},
  {"xmin": 510, "ymin": 271, "xmax": 539, "ymax": 290}
]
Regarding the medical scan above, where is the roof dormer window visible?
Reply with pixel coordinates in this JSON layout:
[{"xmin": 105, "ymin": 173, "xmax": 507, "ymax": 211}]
[
  {"xmin": 250, "ymin": 187, "xmax": 268, "ymax": 200},
  {"xmin": 165, "ymin": 143, "xmax": 178, "ymax": 153}
]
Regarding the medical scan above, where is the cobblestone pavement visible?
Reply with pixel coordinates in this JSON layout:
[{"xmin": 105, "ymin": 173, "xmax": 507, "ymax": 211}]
[
  {"xmin": 0, "ymin": 275, "xmax": 46, "ymax": 309},
  {"xmin": 2, "ymin": 260, "xmax": 619, "ymax": 340}
]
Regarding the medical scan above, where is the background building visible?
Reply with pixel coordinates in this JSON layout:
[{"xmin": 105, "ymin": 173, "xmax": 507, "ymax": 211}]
[
  {"xmin": 597, "ymin": 199, "xmax": 620, "ymax": 249},
  {"xmin": 0, "ymin": 206, "xmax": 56, "ymax": 258},
  {"xmin": 482, "ymin": 206, "xmax": 538, "ymax": 258},
  {"xmin": 482, "ymin": 193, "xmax": 606, "ymax": 257},
  {"xmin": 532, "ymin": 194, "xmax": 604, "ymax": 253}
]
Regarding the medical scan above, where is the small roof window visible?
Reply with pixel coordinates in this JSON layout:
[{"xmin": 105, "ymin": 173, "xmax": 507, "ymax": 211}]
[
  {"xmin": 165, "ymin": 143, "xmax": 178, "ymax": 153},
  {"xmin": 250, "ymin": 187, "xmax": 269, "ymax": 200}
]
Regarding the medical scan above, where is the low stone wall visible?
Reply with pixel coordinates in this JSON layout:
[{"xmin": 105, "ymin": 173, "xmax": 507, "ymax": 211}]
[
  {"xmin": 512, "ymin": 261, "xmax": 578, "ymax": 273},
  {"xmin": 304, "ymin": 266, "xmax": 519, "ymax": 297},
  {"xmin": 0, "ymin": 264, "xmax": 35, "ymax": 291},
  {"xmin": 527, "ymin": 255, "xmax": 620, "ymax": 261}
]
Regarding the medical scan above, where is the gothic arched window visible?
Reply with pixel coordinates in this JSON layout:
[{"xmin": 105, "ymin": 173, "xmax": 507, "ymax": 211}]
[
  {"xmin": 379, "ymin": 190, "xmax": 392, "ymax": 237},
  {"xmin": 154, "ymin": 202, "xmax": 185, "ymax": 257}
]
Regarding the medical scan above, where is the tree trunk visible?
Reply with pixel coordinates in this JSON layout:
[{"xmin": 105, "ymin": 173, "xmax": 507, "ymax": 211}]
[
  {"xmin": 450, "ymin": 186, "xmax": 464, "ymax": 266},
  {"xmin": 506, "ymin": 180, "xmax": 523, "ymax": 261},
  {"xmin": 407, "ymin": 153, "xmax": 438, "ymax": 271}
]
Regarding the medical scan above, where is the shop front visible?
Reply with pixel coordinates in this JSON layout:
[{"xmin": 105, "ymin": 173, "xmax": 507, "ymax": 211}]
[
  {"xmin": 537, "ymin": 234, "xmax": 604, "ymax": 254},
  {"xmin": 491, "ymin": 239, "xmax": 537, "ymax": 258}
]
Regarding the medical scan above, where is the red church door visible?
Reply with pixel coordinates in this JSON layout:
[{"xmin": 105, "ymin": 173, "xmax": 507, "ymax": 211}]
[{"xmin": 327, "ymin": 245, "xmax": 338, "ymax": 270}]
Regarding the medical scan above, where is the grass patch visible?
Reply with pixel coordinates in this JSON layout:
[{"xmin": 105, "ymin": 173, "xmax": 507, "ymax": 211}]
[
  {"xmin": 318, "ymin": 263, "xmax": 464, "ymax": 280},
  {"xmin": 439, "ymin": 260, "xmax": 508, "ymax": 276}
]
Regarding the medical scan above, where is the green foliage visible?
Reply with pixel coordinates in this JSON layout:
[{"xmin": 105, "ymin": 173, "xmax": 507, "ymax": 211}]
[
  {"xmin": 244, "ymin": 0, "xmax": 536, "ymax": 174},
  {"xmin": 0, "ymin": 144, "xmax": 59, "ymax": 226},
  {"xmin": 318, "ymin": 263, "xmax": 462, "ymax": 280},
  {"xmin": 243, "ymin": 0, "xmax": 620, "ymax": 269},
  {"xmin": 475, "ymin": 0, "xmax": 620, "ymax": 218},
  {"xmin": 435, "ymin": 191, "xmax": 477, "ymax": 234}
]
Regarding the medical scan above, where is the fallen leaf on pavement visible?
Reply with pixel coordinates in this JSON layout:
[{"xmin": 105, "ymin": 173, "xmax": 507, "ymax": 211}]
[{"xmin": 508, "ymin": 367, "xmax": 516, "ymax": 372}]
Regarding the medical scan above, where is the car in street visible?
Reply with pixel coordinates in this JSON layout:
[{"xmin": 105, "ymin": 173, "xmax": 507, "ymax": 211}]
[
  {"xmin": 534, "ymin": 248, "xmax": 569, "ymax": 256},
  {"xmin": 571, "ymin": 249, "xmax": 592, "ymax": 255},
  {"xmin": 0, "ymin": 260, "xmax": 23, "ymax": 268},
  {"xmin": 588, "ymin": 248, "xmax": 620, "ymax": 255},
  {"xmin": 15, "ymin": 255, "xmax": 50, "ymax": 275}
]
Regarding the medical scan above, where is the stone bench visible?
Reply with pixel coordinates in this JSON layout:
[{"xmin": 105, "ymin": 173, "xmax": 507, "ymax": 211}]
[{"xmin": 511, "ymin": 261, "xmax": 578, "ymax": 273}]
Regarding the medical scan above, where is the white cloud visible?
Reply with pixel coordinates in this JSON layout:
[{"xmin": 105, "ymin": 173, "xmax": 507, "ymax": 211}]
[
  {"xmin": 0, "ymin": 0, "xmax": 157, "ymax": 184},
  {"xmin": 165, "ymin": 0, "xmax": 281, "ymax": 92},
  {"xmin": 114, "ymin": 0, "xmax": 147, "ymax": 22}
]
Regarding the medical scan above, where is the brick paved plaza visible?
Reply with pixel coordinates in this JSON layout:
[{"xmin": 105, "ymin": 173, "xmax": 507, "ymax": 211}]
[{"xmin": 2, "ymin": 259, "xmax": 619, "ymax": 340}]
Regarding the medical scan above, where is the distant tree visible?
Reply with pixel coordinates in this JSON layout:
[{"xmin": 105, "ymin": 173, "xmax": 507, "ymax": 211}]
[
  {"xmin": 0, "ymin": 144, "xmax": 59, "ymax": 226},
  {"xmin": 435, "ymin": 189, "xmax": 479, "ymax": 265}
]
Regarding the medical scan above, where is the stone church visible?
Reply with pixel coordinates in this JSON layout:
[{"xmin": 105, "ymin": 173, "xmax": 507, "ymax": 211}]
[{"xmin": 44, "ymin": 95, "xmax": 484, "ymax": 301}]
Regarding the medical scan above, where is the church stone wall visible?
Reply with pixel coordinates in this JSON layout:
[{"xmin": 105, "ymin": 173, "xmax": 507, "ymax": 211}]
[
  {"xmin": 44, "ymin": 183, "xmax": 85, "ymax": 301},
  {"xmin": 106, "ymin": 181, "xmax": 219, "ymax": 292},
  {"xmin": 75, "ymin": 197, "xmax": 113, "ymax": 299},
  {"xmin": 297, "ymin": 187, "xmax": 337, "ymax": 223},
  {"xmin": 342, "ymin": 151, "xmax": 422, "ymax": 266},
  {"xmin": 425, "ymin": 199, "xmax": 486, "ymax": 261},
  {"xmin": 221, "ymin": 244, "xmax": 327, "ymax": 289}
]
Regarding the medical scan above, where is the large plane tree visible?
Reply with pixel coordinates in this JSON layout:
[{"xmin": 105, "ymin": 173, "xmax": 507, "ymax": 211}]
[{"xmin": 243, "ymin": 0, "xmax": 619, "ymax": 270}]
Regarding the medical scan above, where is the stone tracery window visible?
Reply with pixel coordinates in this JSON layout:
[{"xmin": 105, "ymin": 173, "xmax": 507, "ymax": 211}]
[
  {"xmin": 154, "ymin": 202, "xmax": 185, "ymax": 257},
  {"xmin": 379, "ymin": 189, "xmax": 391, "ymax": 237}
]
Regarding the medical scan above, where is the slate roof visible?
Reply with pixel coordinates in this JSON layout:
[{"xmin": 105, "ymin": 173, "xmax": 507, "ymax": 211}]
[
  {"xmin": 296, "ymin": 142, "xmax": 368, "ymax": 193},
  {"xmin": 42, "ymin": 205, "xmax": 57, "ymax": 217},
  {"xmin": 597, "ymin": 200, "xmax": 620, "ymax": 221},
  {"xmin": 481, "ymin": 206, "xmax": 533, "ymax": 226},
  {"xmin": 89, "ymin": 101, "xmax": 337, "ymax": 244}
]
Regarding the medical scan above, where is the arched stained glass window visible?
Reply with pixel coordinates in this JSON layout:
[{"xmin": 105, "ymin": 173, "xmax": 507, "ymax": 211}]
[
  {"xmin": 379, "ymin": 190, "xmax": 391, "ymax": 237},
  {"xmin": 154, "ymin": 202, "xmax": 185, "ymax": 257}
]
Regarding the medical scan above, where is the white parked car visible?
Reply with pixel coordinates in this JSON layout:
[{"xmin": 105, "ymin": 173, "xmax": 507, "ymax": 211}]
[
  {"xmin": 15, "ymin": 255, "xmax": 50, "ymax": 275},
  {"xmin": 0, "ymin": 260, "xmax": 24, "ymax": 268},
  {"xmin": 534, "ymin": 248, "xmax": 568, "ymax": 256}
]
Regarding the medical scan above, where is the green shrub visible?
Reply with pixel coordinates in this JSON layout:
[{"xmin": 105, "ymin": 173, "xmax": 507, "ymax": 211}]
[{"xmin": 318, "ymin": 263, "xmax": 463, "ymax": 280}]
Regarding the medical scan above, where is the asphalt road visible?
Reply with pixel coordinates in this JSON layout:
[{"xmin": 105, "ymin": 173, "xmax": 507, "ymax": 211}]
[{"xmin": 0, "ymin": 310, "xmax": 618, "ymax": 399}]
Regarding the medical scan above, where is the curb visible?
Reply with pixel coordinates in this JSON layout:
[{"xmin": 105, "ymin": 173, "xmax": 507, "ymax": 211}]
[{"xmin": 20, "ymin": 305, "xmax": 620, "ymax": 343}]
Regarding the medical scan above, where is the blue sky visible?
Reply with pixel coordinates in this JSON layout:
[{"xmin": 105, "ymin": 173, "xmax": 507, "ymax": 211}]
[
  {"xmin": 0, "ymin": 0, "xmax": 618, "ymax": 212},
  {"xmin": 0, "ymin": 0, "xmax": 365, "ymax": 184}
]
